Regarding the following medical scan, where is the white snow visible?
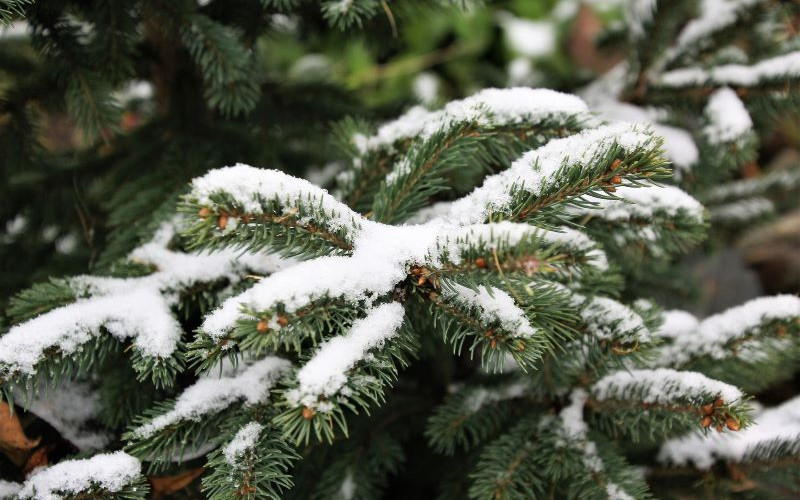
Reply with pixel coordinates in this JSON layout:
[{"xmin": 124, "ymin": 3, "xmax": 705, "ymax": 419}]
[
  {"xmin": 17, "ymin": 452, "xmax": 141, "ymax": 500},
  {"xmin": 592, "ymin": 368, "xmax": 743, "ymax": 404},
  {"xmin": 658, "ymin": 295, "xmax": 800, "ymax": 365},
  {"xmin": 433, "ymin": 221, "xmax": 609, "ymax": 271},
  {"xmin": 286, "ymin": 302, "xmax": 405, "ymax": 410},
  {"xmin": 655, "ymin": 310, "xmax": 699, "ymax": 340},
  {"xmin": 588, "ymin": 101, "xmax": 699, "ymax": 173},
  {"xmin": 568, "ymin": 183, "xmax": 704, "ymax": 224},
  {"xmin": 447, "ymin": 123, "xmax": 655, "ymax": 224},
  {"xmin": 462, "ymin": 382, "xmax": 528, "ymax": 413},
  {"xmin": 710, "ymin": 197, "xmax": 774, "ymax": 223},
  {"xmin": 412, "ymin": 72, "xmax": 439, "ymax": 106},
  {"xmin": 703, "ymin": 87, "xmax": 753, "ymax": 144},
  {"xmin": 579, "ymin": 296, "xmax": 650, "ymax": 344},
  {"xmin": 132, "ymin": 357, "xmax": 290, "ymax": 438},
  {"xmin": 0, "ymin": 481, "xmax": 20, "ymax": 500},
  {"xmin": 659, "ymin": 395, "xmax": 800, "ymax": 469},
  {"xmin": 364, "ymin": 88, "xmax": 589, "ymax": 152},
  {"xmin": 499, "ymin": 13, "xmax": 556, "ymax": 58},
  {"xmin": 560, "ymin": 388, "xmax": 590, "ymax": 439},
  {"xmin": 0, "ymin": 220, "xmax": 292, "ymax": 377},
  {"xmin": 24, "ymin": 382, "xmax": 109, "ymax": 450},
  {"xmin": 223, "ymin": 421, "xmax": 264, "ymax": 466},
  {"xmin": 443, "ymin": 283, "xmax": 537, "ymax": 338},
  {"xmin": 667, "ymin": 0, "xmax": 766, "ymax": 62},
  {"xmin": 658, "ymin": 51, "xmax": 800, "ymax": 87},
  {"xmin": 191, "ymin": 164, "xmax": 363, "ymax": 236}
]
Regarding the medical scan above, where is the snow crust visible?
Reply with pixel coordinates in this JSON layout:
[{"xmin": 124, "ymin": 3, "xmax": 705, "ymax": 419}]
[
  {"xmin": 660, "ymin": 395, "xmax": 800, "ymax": 469},
  {"xmin": 286, "ymin": 302, "xmax": 405, "ymax": 410},
  {"xmin": 223, "ymin": 421, "xmax": 264, "ymax": 466},
  {"xmin": 447, "ymin": 123, "xmax": 655, "ymax": 224},
  {"xmin": 17, "ymin": 452, "xmax": 141, "ymax": 500},
  {"xmin": 132, "ymin": 357, "xmax": 290, "ymax": 438},
  {"xmin": 579, "ymin": 296, "xmax": 650, "ymax": 344},
  {"xmin": 592, "ymin": 368, "xmax": 743, "ymax": 404}
]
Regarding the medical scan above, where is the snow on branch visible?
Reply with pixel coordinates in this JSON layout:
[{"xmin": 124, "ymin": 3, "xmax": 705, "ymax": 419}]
[
  {"xmin": 656, "ymin": 295, "xmax": 800, "ymax": 365},
  {"xmin": 568, "ymin": 183, "xmax": 704, "ymax": 224},
  {"xmin": 360, "ymin": 88, "xmax": 590, "ymax": 153},
  {"xmin": 432, "ymin": 221, "xmax": 609, "ymax": 272},
  {"xmin": 131, "ymin": 356, "xmax": 290, "ymax": 439},
  {"xmin": 442, "ymin": 283, "xmax": 537, "ymax": 339},
  {"xmin": 16, "ymin": 451, "xmax": 143, "ymax": 500},
  {"xmin": 285, "ymin": 302, "xmax": 405, "ymax": 411},
  {"xmin": 665, "ymin": 0, "xmax": 766, "ymax": 63},
  {"xmin": 577, "ymin": 296, "xmax": 651, "ymax": 346},
  {"xmin": 222, "ymin": 421, "xmax": 264, "ymax": 466},
  {"xmin": 186, "ymin": 164, "xmax": 365, "ymax": 254},
  {"xmin": 657, "ymin": 51, "xmax": 800, "ymax": 88},
  {"xmin": 0, "ymin": 220, "xmax": 289, "ymax": 382},
  {"xmin": 0, "ymin": 481, "xmax": 20, "ymax": 500},
  {"xmin": 659, "ymin": 395, "xmax": 800, "ymax": 469},
  {"xmin": 592, "ymin": 368, "xmax": 743, "ymax": 407},
  {"xmin": 445, "ymin": 123, "xmax": 660, "ymax": 224},
  {"xmin": 703, "ymin": 87, "xmax": 753, "ymax": 145}
]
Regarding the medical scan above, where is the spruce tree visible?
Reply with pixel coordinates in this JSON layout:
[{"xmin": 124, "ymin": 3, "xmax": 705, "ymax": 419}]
[{"xmin": 1, "ymin": 1, "xmax": 800, "ymax": 500}]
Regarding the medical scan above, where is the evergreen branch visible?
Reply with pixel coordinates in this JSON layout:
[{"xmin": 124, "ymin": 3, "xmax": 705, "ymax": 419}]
[
  {"xmin": 202, "ymin": 421, "xmax": 298, "ymax": 500},
  {"xmin": 588, "ymin": 368, "xmax": 752, "ymax": 442},
  {"xmin": 182, "ymin": 165, "xmax": 363, "ymax": 258},
  {"xmin": 467, "ymin": 416, "xmax": 544, "ymax": 500},
  {"xmin": 14, "ymin": 451, "xmax": 147, "ymax": 500},
  {"xmin": 274, "ymin": 303, "xmax": 415, "ymax": 445},
  {"xmin": 0, "ymin": 0, "xmax": 33, "ymax": 26},
  {"xmin": 426, "ymin": 380, "xmax": 539, "ymax": 455}
]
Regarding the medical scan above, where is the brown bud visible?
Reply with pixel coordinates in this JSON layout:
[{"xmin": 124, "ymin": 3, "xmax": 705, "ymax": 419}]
[
  {"xmin": 604, "ymin": 185, "xmax": 616, "ymax": 193},
  {"xmin": 726, "ymin": 416, "xmax": 741, "ymax": 431},
  {"xmin": 484, "ymin": 330, "xmax": 494, "ymax": 339},
  {"xmin": 611, "ymin": 174, "xmax": 622, "ymax": 184},
  {"xmin": 714, "ymin": 398, "xmax": 724, "ymax": 407},
  {"xmin": 417, "ymin": 276, "xmax": 427, "ymax": 286},
  {"xmin": 515, "ymin": 340, "xmax": 526, "ymax": 351},
  {"xmin": 218, "ymin": 214, "xmax": 229, "ymax": 230},
  {"xmin": 198, "ymin": 207, "xmax": 212, "ymax": 218},
  {"xmin": 277, "ymin": 315, "xmax": 289, "ymax": 327},
  {"xmin": 256, "ymin": 319, "xmax": 269, "ymax": 333},
  {"xmin": 241, "ymin": 214, "xmax": 251, "ymax": 223},
  {"xmin": 776, "ymin": 325, "xmax": 787, "ymax": 337},
  {"xmin": 716, "ymin": 423, "xmax": 724, "ymax": 432},
  {"xmin": 475, "ymin": 257, "xmax": 487, "ymax": 269},
  {"xmin": 490, "ymin": 339, "xmax": 498, "ymax": 349},
  {"xmin": 701, "ymin": 416, "xmax": 712, "ymax": 428},
  {"xmin": 302, "ymin": 407, "xmax": 315, "ymax": 420},
  {"xmin": 702, "ymin": 404, "xmax": 714, "ymax": 416},
  {"xmin": 610, "ymin": 159, "xmax": 622, "ymax": 170}
]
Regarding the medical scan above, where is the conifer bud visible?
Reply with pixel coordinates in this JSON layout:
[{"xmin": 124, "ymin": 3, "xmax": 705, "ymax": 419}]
[
  {"xmin": 702, "ymin": 416, "xmax": 712, "ymax": 428},
  {"xmin": 198, "ymin": 207, "xmax": 212, "ymax": 218},
  {"xmin": 475, "ymin": 257, "xmax": 487, "ymax": 268},
  {"xmin": 277, "ymin": 315, "xmax": 289, "ymax": 327},
  {"xmin": 256, "ymin": 319, "xmax": 269, "ymax": 333},
  {"xmin": 302, "ymin": 407, "xmax": 315, "ymax": 420},
  {"xmin": 218, "ymin": 214, "xmax": 229, "ymax": 230}
]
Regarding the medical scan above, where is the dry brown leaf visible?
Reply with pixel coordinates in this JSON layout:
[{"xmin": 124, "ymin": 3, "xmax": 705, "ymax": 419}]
[
  {"xmin": 149, "ymin": 467, "xmax": 205, "ymax": 499},
  {"xmin": 0, "ymin": 402, "xmax": 40, "ymax": 466}
]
